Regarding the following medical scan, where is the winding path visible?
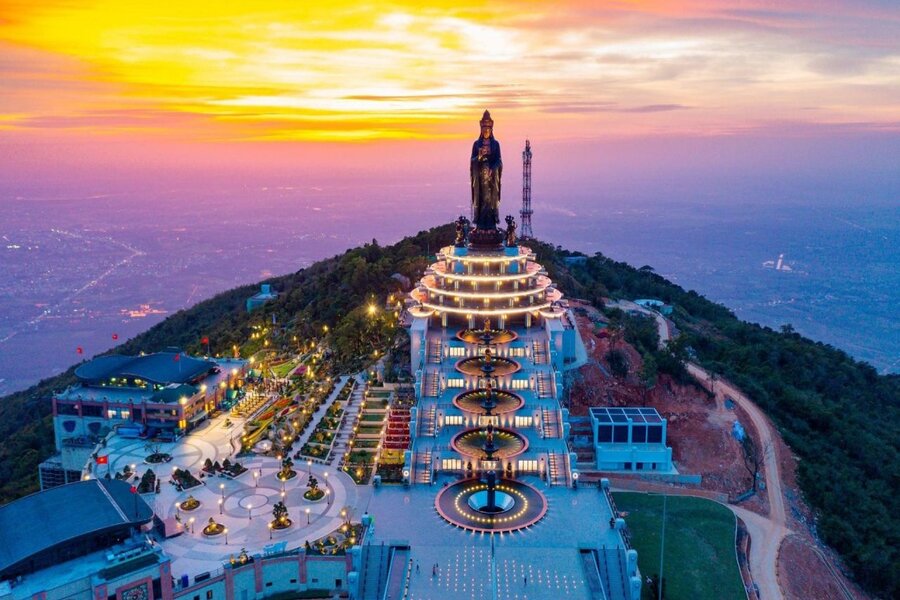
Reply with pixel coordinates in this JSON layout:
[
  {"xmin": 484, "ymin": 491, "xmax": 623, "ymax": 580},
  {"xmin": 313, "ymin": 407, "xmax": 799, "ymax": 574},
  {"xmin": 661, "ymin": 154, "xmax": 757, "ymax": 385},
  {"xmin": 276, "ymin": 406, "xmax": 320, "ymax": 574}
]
[
  {"xmin": 611, "ymin": 297, "xmax": 789, "ymax": 598},
  {"xmin": 685, "ymin": 362, "xmax": 791, "ymax": 599}
]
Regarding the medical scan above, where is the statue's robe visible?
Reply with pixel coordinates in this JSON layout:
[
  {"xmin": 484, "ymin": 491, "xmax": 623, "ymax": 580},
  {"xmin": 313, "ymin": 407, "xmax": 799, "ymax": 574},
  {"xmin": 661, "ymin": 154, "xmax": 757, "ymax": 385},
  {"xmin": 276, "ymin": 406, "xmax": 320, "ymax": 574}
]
[{"xmin": 470, "ymin": 136, "xmax": 503, "ymax": 230}]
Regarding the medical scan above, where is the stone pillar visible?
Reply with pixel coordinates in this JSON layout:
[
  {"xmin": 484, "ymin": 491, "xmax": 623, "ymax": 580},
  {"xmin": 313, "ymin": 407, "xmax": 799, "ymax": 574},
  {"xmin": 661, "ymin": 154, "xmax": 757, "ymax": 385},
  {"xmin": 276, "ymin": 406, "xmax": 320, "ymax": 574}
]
[
  {"xmin": 626, "ymin": 549, "xmax": 638, "ymax": 575},
  {"xmin": 254, "ymin": 559, "xmax": 264, "ymax": 592}
]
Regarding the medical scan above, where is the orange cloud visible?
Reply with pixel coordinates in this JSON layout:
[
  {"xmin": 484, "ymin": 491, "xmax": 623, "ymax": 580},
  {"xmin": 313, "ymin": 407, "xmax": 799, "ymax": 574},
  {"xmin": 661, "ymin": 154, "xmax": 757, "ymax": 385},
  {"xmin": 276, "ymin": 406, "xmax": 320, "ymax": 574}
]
[{"xmin": 0, "ymin": 0, "xmax": 897, "ymax": 143}]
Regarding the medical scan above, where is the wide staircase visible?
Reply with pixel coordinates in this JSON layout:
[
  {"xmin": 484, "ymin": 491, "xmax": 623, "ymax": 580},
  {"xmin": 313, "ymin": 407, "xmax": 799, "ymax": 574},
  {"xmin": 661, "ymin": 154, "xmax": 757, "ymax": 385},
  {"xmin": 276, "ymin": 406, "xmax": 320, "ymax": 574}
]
[
  {"xmin": 536, "ymin": 372, "xmax": 553, "ymax": 398},
  {"xmin": 358, "ymin": 541, "xmax": 393, "ymax": 600},
  {"xmin": 424, "ymin": 370, "xmax": 440, "ymax": 397},
  {"xmin": 427, "ymin": 339, "xmax": 443, "ymax": 364},
  {"xmin": 579, "ymin": 549, "xmax": 608, "ymax": 600},
  {"xmin": 414, "ymin": 448, "xmax": 432, "ymax": 484},
  {"xmin": 383, "ymin": 547, "xmax": 412, "ymax": 600},
  {"xmin": 569, "ymin": 417, "xmax": 596, "ymax": 466},
  {"xmin": 417, "ymin": 405, "xmax": 436, "ymax": 438},
  {"xmin": 532, "ymin": 339, "xmax": 549, "ymax": 365},
  {"xmin": 541, "ymin": 407, "xmax": 561, "ymax": 438},
  {"xmin": 334, "ymin": 381, "xmax": 364, "ymax": 467},
  {"xmin": 597, "ymin": 547, "xmax": 628, "ymax": 600},
  {"xmin": 547, "ymin": 452, "xmax": 568, "ymax": 486}
]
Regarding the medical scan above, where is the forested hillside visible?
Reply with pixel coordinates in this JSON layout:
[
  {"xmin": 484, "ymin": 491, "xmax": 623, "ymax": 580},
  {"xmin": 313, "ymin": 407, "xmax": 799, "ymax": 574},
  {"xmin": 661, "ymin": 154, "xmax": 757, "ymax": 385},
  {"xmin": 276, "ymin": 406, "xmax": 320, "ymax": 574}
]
[
  {"xmin": 533, "ymin": 242, "xmax": 899, "ymax": 598},
  {"xmin": 1, "ymin": 223, "xmax": 896, "ymax": 597}
]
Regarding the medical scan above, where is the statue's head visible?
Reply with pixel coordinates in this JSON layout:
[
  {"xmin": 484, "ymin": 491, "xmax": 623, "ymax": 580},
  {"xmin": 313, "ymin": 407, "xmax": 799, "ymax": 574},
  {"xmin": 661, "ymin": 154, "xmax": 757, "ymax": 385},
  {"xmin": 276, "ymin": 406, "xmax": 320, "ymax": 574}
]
[{"xmin": 480, "ymin": 110, "xmax": 493, "ymax": 138}]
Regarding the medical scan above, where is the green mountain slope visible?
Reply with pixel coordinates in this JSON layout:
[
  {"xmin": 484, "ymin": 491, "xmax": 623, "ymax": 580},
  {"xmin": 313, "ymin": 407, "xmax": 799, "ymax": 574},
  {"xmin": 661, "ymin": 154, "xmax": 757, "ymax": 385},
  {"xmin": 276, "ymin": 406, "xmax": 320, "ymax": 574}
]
[{"xmin": 1, "ymin": 223, "xmax": 896, "ymax": 597}]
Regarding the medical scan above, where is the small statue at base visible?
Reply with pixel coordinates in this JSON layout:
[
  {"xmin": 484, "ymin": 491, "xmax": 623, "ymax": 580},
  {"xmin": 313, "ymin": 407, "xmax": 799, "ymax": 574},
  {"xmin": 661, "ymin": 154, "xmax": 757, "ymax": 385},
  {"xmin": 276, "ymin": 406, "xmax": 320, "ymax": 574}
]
[
  {"xmin": 484, "ymin": 317, "xmax": 491, "ymax": 332},
  {"xmin": 505, "ymin": 215, "xmax": 517, "ymax": 247},
  {"xmin": 455, "ymin": 215, "xmax": 472, "ymax": 247},
  {"xmin": 455, "ymin": 215, "xmax": 466, "ymax": 246}
]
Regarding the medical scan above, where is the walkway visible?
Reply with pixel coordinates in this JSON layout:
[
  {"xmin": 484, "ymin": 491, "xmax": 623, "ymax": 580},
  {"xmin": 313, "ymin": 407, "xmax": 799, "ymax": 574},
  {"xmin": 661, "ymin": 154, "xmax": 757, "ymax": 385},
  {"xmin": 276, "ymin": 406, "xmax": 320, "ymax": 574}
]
[
  {"xmin": 333, "ymin": 374, "xmax": 365, "ymax": 467},
  {"xmin": 295, "ymin": 374, "xmax": 350, "ymax": 449}
]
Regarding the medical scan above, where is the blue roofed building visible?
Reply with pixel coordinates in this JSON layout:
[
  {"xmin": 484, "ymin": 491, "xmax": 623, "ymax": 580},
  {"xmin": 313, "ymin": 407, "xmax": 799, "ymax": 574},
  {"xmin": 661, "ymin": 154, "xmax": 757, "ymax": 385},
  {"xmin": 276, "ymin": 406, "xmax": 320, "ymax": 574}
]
[
  {"xmin": 0, "ymin": 479, "xmax": 168, "ymax": 600},
  {"xmin": 40, "ymin": 350, "xmax": 246, "ymax": 490}
]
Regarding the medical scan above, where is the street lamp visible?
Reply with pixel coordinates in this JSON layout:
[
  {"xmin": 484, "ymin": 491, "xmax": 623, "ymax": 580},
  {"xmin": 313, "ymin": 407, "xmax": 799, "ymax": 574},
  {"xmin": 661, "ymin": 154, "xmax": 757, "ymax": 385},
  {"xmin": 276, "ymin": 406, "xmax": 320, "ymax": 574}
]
[
  {"xmin": 254, "ymin": 470, "xmax": 259, "ymax": 488},
  {"xmin": 307, "ymin": 460, "xmax": 312, "ymax": 475},
  {"xmin": 224, "ymin": 527, "xmax": 229, "ymax": 544},
  {"xmin": 189, "ymin": 517, "xmax": 195, "ymax": 534},
  {"xmin": 218, "ymin": 498, "xmax": 223, "ymax": 514},
  {"xmin": 268, "ymin": 522, "xmax": 273, "ymax": 540},
  {"xmin": 306, "ymin": 508, "xmax": 310, "ymax": 525},
  {"xmin": 248, "ymin": 504, "xmax": 252, "ymax": 521},
  {"xmin": 220, "ymin": 483, "xmax": 225, "ymax": 500}
]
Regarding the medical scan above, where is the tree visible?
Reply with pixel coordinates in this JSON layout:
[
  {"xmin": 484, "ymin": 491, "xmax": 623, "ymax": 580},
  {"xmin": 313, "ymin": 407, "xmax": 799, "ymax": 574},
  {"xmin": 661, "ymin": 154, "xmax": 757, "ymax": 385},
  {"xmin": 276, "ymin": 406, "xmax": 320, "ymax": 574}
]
[
  {"xmin": 272, "ymin": 501, "xmax": 289, "ymax": 525},
  {"xmin": 606, "ymin": 349, "xmax": 629, "ymax": 378},
  {"xmin": 740, "ymin": 434, "xmax": 767, "ymax": 492}
]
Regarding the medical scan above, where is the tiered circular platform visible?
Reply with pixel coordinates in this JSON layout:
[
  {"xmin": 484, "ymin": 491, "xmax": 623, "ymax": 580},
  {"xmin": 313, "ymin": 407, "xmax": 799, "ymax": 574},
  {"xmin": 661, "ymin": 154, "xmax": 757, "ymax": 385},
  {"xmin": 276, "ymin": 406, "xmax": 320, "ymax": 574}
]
[
  {"xmin": 451, "ymin": 427, "xmax": 528, "ymax": 460},
  {"xmin": 435, "ymin": 478, "xmax": 547, "ymax": 532},
  {"xmin": 409, "ymin": 245, "xmax": 562, "ymax": 322},
  {"xmin": 452, "ymin": 389, "xmax": 524, "ymax": 415},
  {"xmin": 456, "ymin": 328, "xmax": 518, "ymax": 344},
  {"xmin": 455, "ymin": 356, "xmax": 521, "ymax": 376}
]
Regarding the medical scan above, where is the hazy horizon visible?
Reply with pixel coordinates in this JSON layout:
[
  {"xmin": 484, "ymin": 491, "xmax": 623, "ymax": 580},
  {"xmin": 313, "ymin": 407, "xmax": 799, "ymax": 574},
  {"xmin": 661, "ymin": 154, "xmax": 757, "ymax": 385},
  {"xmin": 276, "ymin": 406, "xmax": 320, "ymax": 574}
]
[{"xmin": 2, "ymin": 131, "xmax": 898, "ymax": 396}]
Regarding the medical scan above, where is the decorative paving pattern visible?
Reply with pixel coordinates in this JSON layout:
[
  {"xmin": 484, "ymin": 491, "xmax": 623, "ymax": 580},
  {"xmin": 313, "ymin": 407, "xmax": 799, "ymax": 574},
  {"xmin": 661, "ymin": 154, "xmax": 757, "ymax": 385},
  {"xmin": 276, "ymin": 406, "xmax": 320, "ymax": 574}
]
[{"xmin": 435, "ymin": 478, "xmax": 547, "ymax": 533}]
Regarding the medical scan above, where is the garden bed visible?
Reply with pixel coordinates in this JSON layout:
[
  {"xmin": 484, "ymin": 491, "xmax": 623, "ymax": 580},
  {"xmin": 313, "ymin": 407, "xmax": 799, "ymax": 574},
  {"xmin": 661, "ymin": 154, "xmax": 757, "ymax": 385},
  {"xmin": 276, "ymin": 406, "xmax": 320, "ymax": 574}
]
[{"xmin": 300, "ymin": 443, "xmax": 330, "ymax": 459}]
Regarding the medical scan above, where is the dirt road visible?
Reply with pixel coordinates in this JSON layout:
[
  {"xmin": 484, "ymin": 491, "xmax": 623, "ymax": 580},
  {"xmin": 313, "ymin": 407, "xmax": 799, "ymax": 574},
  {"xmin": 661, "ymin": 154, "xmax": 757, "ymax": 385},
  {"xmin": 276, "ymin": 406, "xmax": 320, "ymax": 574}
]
[{"xmin": 687, "ymin": 362, "xmax": 791, "ymax": 600}]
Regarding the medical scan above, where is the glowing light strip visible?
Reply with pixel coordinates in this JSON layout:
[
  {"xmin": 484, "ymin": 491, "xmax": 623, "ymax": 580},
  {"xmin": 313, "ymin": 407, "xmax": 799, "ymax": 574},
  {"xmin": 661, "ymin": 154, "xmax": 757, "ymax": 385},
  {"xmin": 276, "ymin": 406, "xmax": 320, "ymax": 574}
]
[
  {"xmin": 429, "ymin": 267, "xmax": 543, "ymax": 282},
  {"xmin": 421, "ymin": 283, "xmax": 551, "ymax": 300},
  {"xmin": 419, "ymin": 302, "xmax": 550, "ymax": 316}
]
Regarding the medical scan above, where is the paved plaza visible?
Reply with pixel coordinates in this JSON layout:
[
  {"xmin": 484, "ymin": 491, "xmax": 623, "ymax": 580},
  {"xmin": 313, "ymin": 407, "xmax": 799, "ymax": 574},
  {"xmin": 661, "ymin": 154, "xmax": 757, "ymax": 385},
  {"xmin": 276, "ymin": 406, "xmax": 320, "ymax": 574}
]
[
  {"xmin": 95, "ymin": 377, "xmax": 374, "ymax": 582},
  {"xmin": 365, "ymin": 475, "xmax": 622, "ymax": 600}
]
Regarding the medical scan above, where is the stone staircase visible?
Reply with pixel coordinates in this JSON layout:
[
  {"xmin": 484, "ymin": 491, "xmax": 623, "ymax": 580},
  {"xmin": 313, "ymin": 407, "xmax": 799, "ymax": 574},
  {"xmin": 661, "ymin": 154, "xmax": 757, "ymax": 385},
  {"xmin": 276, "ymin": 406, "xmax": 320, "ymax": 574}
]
[
  {"xmin": 541, "ymin": 407, "xmax": 561, "ymax": 438},
  {"xmin": 427, "ymin": 339, "xmax": 443, "ymax": 364},
  {"xmin": 414, "ymin": 448, "xmax": 432, "ymax": 484},
  {"xmin": 569, "ymin": 417, "xmax": 596, "ymax": 465},
  {"xmin": 547, "ymin": 451, "xmax": 568, "ymax": 486},
  {"xmin": 532, "ymin": 339, "xmax": 549, "ymax": 364},
  {"xmin": 536, "ymin": 372, "xmax": 553, "ymax": 398},
  {"xmin": 418, "ymin": 405, "xmax": 436, "ymax": 438},
  {"xmin": 597, "ymin": 547, "xmax": 628, "ymax": 600},
  {"xmin": 424, "ymin": 370, "xmax": 440, "ymax": 397},
  {"xmin": 333, "ymin": 379, "xmax": 364, "ymax": 467},
  {"xmin": 358, "ymin": 541, "xmax": 392, "ymax": 600}
]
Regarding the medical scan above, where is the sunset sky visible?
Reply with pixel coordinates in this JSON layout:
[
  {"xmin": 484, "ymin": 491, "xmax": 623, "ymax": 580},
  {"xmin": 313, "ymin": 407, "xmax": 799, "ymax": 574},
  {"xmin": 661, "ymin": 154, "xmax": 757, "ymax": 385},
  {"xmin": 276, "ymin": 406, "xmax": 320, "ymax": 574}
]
[{"xmin": 1, "ymin": 0, "xmax": 898, "ymax": 181}]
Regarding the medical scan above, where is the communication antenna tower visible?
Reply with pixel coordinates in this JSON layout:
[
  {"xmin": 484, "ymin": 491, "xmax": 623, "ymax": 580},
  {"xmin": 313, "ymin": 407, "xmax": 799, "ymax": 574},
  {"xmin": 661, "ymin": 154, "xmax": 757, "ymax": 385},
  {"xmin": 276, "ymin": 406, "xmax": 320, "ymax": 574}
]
[{"xmin": 520, "ymin": 139, "xmax": 533, "ymax": 239}]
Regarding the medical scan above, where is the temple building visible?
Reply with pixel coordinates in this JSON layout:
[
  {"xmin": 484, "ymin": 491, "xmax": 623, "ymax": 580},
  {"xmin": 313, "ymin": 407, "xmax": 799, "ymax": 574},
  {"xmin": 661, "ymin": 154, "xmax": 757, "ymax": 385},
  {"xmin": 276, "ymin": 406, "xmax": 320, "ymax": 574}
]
[
  {"xmin": 41, "ymin": 350, "xmax": 245, "ymax": 489},
  {"xmin": 362, "ymin": 110, "xmax": 642, "ymax": 600}
]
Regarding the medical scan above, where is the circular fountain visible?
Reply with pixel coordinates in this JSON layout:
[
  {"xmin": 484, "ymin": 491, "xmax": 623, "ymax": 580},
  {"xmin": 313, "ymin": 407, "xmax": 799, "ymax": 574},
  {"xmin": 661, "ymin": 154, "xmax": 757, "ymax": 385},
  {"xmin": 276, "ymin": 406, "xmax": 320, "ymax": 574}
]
[
  {"xmin": 455, "ymin": 353, "xmax": 520, "ymax": 377},
  {"xmin": 457, "ymin": 328, "xmax": 518, "ymax": 345},
  {"xmin": 435, "ymin": 478, "xmax": 547, "ymax": 532},
  {"xmin": 453, "ymin": 388, "xmax": 524, "ymax": 415},
  {"xmin": 451, "ymin": 425, "xmax": 528, "ymax": 460}
]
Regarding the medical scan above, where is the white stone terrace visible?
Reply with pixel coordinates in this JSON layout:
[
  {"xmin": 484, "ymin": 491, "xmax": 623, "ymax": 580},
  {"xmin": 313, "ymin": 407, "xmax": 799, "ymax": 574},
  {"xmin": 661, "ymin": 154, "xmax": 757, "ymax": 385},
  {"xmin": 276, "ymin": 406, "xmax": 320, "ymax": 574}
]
[{"xmin": 365, "ymin": 476, "xmax": 626, "ymax": 600}]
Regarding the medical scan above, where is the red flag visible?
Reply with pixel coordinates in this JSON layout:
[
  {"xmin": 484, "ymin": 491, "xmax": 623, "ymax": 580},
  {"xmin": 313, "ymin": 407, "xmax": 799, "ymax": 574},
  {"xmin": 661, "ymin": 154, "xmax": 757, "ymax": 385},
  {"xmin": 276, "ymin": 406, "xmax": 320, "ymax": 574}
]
[
  {"xmin": 201, "ymin": 336, "xmax": 209, "ymax": 345},
  {"xmin": 76, "ymin": 346, "xmax": 84, "ymax": 355},
  {"xmin": 96, "ymin": 455, "xmax": 108, "ymax": 465},
  {"xmin": 130, "ymin": 486, "xmax": 137, "ymax": 494},
  {"xmin": 112, "ymin": 333, "xmax": 119, "ymax": 340},
  {"xmin": 173, "ymin": 353, "xmax": 180, "ymax": 362}
]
